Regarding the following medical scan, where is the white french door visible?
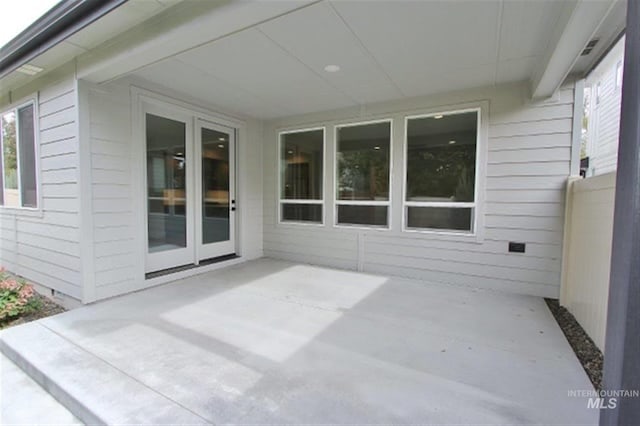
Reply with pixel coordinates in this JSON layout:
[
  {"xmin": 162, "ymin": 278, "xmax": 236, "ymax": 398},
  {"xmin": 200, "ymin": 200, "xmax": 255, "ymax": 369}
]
[
  {"xmin": 144, "ymin": 105, "xmax": 236, "ymax": 273},
  {"xmin": 196, "ymin": 120, "xmax": 236, "ymax": 260}
]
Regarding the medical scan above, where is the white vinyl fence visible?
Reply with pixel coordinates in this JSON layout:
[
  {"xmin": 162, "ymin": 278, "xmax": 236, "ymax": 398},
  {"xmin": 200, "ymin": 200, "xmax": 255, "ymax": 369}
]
[{"xmin": 560, "ymin": 172, "xmax": 616, "ymax": 350}]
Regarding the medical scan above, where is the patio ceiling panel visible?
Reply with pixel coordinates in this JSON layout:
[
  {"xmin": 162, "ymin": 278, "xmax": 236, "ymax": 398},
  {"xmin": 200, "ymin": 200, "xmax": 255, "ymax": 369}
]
[
  {"xmin": 175, "ymin": 28, "xmax": 355, "ymax": 116},
  {"xmin": 128, "ymin": 0, "xmax": 612, "ymax": 119},
  {"xmin": 257, "ymin": 2, "xmax": 404, "ymax": 104}
]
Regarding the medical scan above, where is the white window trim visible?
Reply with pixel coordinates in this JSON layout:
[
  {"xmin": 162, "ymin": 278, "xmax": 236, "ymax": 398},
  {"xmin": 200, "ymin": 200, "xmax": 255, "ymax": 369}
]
[
  {"xmin": 0, "ymin": 95, "xmax": 41, "ymax": 214},
  {"xmin": 334, "ymin": 118, "xmax": 393, "ymax": 230},
  {"xmin": 277, "ymin": 126, "xmax": 326, "ymax": 227},
  {"xmin": 402, "ymin": 106, "xmax": 486, "ymax": 238},
  {"xmin": 616, "ymin": 60, "xmax": 623, "ymax": 89}
]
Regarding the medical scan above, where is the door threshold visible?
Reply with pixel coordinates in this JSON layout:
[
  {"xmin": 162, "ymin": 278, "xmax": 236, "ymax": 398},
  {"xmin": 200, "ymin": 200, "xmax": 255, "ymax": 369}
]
[{"xmin": 145, "ymin": 254, "xmax": 238, "ymax": 280}]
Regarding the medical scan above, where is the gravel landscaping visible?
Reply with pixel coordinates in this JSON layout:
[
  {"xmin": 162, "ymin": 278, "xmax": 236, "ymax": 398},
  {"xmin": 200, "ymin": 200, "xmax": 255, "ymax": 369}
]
[
  {"xmin": 0, "ymin": 293, "xmax": 66, "ymax": 331},
  {"xmin": 545, "ymin": 298, "xmax": 603, "ymax": 391}
]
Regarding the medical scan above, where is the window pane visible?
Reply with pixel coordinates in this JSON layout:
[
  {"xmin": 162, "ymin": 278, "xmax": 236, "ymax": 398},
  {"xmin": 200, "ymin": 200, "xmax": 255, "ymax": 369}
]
[
  {"xmin": 337, "ymin": 205, "xmax": 387, "ymax": 227},
  {"xmin": 282, "ymin": 203, "xmax": 322, "ymax": 223},
  {"xmin": 146, "ymin": 113, "xmax": 187, "ymax": 253},
  {"xmin": 406, "ymin": 112, "xmax": 477, "ymax": 202},
  {"xmin": 337, "ymin": 122, "xmax": 390, "ymax": 201},
  {"xmin": 18, "ymin": 105, "xmax": 37, "ymax": 208},
  {"xmin": 202, "ymin": 128, "xmax": 230, "ymax": 244},
  {"xmin": 407, "ymin": 207, "xmax": 473, "ymax": 231},
  {"xmin": 281, "ymin": 130, "xmax": 323, "ymax": 200},
  {"xmin": 2, "ymin": 111, "xmax": 18, "ymax": 207}
]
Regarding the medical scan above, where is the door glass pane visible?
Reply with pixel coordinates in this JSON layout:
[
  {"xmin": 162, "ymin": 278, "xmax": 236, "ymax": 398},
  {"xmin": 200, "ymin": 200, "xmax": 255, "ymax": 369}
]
[
  {"xmin": 2, "ymin": 111, "xmax": 18, "ymax": 207},
  {"xmin": 18, "ymin": 105, "xmax": 37, "ymax": 208},
  {"xmin": 146, "ymin": 113, "xmax": 187, "ymax": 253},
  {"xmin": 202, "ymin": 127, "xmax": 230, "ymax": 244}
]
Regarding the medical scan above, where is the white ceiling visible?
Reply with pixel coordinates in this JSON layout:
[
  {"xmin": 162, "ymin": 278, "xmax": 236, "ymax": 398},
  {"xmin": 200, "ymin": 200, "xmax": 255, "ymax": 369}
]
[{"xmin": 131, "ymin": 0, "xmax": 571, "ymax": 120}]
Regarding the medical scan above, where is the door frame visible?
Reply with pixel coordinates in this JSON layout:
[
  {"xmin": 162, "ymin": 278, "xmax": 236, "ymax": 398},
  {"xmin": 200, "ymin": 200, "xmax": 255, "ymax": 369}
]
[
  {"xmin": 142, "ymin": 101, "xmax": 196, "ymax": 273},
  {"xmin": 132, "ymin": 87, "xmax": 244, "ymax": 277},
  {"xmin": 195, "ymin": 119, "xmax": 237, "ymax": 261}
]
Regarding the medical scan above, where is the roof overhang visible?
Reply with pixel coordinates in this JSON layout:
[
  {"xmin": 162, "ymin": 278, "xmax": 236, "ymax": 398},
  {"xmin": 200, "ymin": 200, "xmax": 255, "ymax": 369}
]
[{"xmin": 0, "ymin": 0, "xmax": 127, "ymax": 79}]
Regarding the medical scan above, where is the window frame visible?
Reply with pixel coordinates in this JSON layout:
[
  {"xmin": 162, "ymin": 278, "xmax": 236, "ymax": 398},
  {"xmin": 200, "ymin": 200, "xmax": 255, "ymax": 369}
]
[
  {"xmin": 0, "ymin": 96, "xmax": 40, "ymax": 213},
  {"xmin": 333, "ymin": 118, "xmax": 393, "ymax": 230},
  {"xmin": 277, "ymin": 126, "xmax": 326, "ymax": 226},
  {"xmin": 402, "ymin": 107, "xmax": 483, "ymax": 236}
]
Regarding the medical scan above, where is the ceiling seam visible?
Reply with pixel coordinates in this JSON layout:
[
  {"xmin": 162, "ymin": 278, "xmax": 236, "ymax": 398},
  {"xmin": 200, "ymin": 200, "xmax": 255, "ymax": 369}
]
[
  {"xmin": 254, "ymin": 27, "xmax": 360, "ymax": 106},
  {"xmin": 97, "ymin": 0, "xmax": 325, "ymax": 85},
  {"xmin": 493, "ymin": 0, "xmax": 505, "ymax": 86},
  {"xmin": 326, "ymin": 0, "xmax": 406, "ymax": 98}
]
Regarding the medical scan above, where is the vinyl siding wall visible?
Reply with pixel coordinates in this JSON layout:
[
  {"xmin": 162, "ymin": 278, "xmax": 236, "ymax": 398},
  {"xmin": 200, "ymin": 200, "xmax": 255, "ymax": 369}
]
[
  {"xmin": 587, "ymin": 66, "xmax": 622, "ymax": 176},
  {"xmin": 560, "ymin": 173, "xmax": 615, "ymax": 350},
  {"xmin": 82, "ymin": 79, "xmax": 264, "ymax": 302},
  {"xmin": 263, "ymin": 81, "xmax": 576, "ymax": 298},
  {"xmin": 0, "ymin": 77, "xmax": 82, "ymax": 300}
]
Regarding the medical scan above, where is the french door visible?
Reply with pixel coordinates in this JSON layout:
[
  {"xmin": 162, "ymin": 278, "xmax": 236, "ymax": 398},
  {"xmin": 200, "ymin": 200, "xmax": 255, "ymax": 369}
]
[{"xmin": 144, "ymin": 105, "xmax": 236, "ymax": 273}]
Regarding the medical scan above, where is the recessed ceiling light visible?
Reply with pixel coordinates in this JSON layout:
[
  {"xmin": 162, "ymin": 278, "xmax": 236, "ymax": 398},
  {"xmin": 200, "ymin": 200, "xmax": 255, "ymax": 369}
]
[
  {"xmin": 288, "ymin": 150, "xmax": 293, "ymax": 154},
  {"xmin": 434, "ymin": 115, "xmax": 443, "ymax": 119},
  {"xmin": 374, "ymin": 146, "xmax": 380, "ymax": 150},
  {"xmin": 449, "ymin": 140, "xmax": 456, "ymax": 144},
  {"xmin": 16, "ymin": 63, "xmax": 43, "ymax": 76},
  {"xmin": 324, "ymin": 64, "xmax": 340, "ymax": 73},
  {"xmin": 218, "ymin": 137, "xmax": 226, "ymax": 141},
  {"xmin": 218, "ymin": 144, "xmax": 224, "ymax": 148}
]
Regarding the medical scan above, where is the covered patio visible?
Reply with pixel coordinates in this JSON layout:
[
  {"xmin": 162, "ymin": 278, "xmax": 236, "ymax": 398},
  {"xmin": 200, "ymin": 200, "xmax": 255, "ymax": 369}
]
[{"xmin": 1, "ymin": 259, "xmax": 596, "ymax": 424}]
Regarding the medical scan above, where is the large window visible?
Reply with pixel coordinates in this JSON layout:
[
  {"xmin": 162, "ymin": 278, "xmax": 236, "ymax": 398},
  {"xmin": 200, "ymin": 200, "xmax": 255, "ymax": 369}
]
[
  {"xmin": 0, "ymin": 102, "xmax": 38, "ymax": 209},
  {"xmin": 404, "ymin": 110, "xmax": 479, "ymax": 233},
  {"xmin": 279, "ymin": 128, "xmax": 324, "ymax": 223},
  {"xmin": 335, "ymin": 120, "xmax": 391, "ymax": 227}
]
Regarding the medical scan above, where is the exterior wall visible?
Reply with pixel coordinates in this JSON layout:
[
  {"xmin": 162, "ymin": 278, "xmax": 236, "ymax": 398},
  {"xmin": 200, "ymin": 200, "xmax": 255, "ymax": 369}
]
[
  {"xmin": 585, "ymin": 37, "xmax": 624, "ymax": 177},
  {"xmin": 560, "ymin": 173, "xmax": 615, "ymax": 350},
  {"xmin": 0, "ymin": 75, "xmax": 82, "ymax": 301},
  {"xmin": 263, "ymin": 81, "xmax": 577, "ymax": 298},
  {"xmin": 80, "ymin": 79, "xmax": 264, "ymax": 302}
]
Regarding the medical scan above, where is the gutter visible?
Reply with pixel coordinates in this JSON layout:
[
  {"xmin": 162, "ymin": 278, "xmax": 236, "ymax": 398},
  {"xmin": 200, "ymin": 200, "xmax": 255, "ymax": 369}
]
[{"xmin": 0, "ymin": 0, "xmax": 128, "ymax": 80}]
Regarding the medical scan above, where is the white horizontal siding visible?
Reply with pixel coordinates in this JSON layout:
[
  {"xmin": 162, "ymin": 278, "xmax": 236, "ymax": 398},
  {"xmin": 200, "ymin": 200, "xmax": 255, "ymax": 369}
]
[
  {"xmin": 263, "ymin": 81, "xmax": 575, "ymax": 297},
  {"xmin": 0, "ymin": 78, "xmax": 81, "ymax": 299},
  {"xmin": 86, "ymin": 83, "xmax": 137, "ymax": 294}
]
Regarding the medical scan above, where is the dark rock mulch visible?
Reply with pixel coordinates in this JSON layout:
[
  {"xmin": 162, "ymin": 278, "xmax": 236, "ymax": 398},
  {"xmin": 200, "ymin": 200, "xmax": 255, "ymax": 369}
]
[
  {"xmin": 545, "ymin": 298, "xmax": 603, "ymax": 391},
  {"xmin": 0, "ymin": 293, "xmax": 66, "ymax": 330}
]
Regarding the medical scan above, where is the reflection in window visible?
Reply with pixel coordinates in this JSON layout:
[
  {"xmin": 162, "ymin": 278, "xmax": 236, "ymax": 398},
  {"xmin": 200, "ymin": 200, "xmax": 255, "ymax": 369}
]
[
  {"xmin": 279, "ymin": 129, "xmax": 324, "ymax": 223},
  {"xmin": 336, "ymin": 121, "xmax": 390, "ymax": 227},
  {"xmin": 0, "ymin": 103, "xmax": 37, "ymax": 208},
  {"xmin": 405, "ymin": 110, "xmax": 478, "ymax": 232},
  {"xmin": 2, "ymin": 111, "xmax": 17, "ymax": 207},
  {"xmin": 146, "ymin": 113, "xmax": 187, "ymax": 252},
  {"xmin": 202, "ymin": 127, "xmax": 230, "ymax": 244}
]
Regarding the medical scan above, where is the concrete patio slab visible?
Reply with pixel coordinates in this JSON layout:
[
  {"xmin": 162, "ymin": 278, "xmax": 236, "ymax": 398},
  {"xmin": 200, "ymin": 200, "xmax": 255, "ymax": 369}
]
[
  {"xmin": 0, "ymin": 259, "xmax": 598, "ymax": 424},
  {"xmin": 0, "ymin": 354, "xmax": 81, "ymax": 425}
]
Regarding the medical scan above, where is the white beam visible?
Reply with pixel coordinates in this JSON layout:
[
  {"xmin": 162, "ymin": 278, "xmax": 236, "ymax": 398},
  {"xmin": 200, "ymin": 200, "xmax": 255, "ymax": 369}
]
[
  {"xmin": 76, "ymin": 0, "xmax": 317, "ymax": 84},
  {"xmin": 530, "ymin": 0, "xmax": 616, "ymax": 100}
]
